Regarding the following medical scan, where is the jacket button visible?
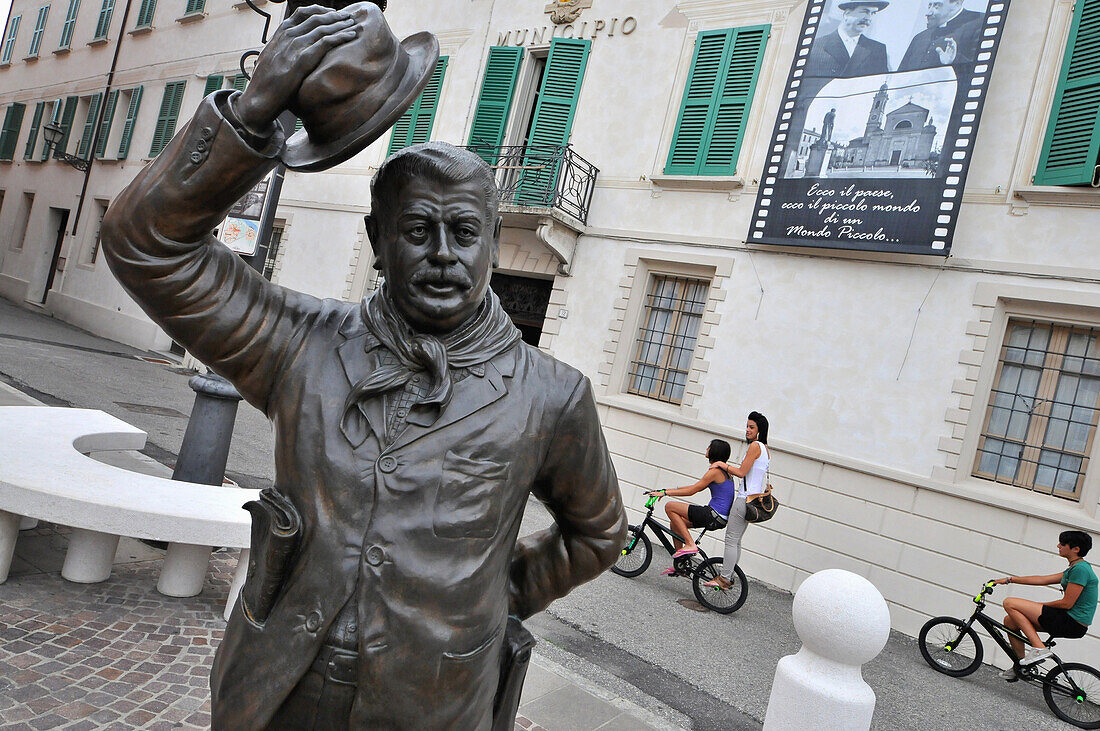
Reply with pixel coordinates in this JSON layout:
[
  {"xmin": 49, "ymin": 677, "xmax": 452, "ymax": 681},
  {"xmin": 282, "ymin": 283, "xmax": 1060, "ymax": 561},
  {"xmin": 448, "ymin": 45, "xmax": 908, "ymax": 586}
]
[
  {"xmin": 190, "ymin": 151, "xmax": 203, "ymax": 164},
  {"xmin": 366, "ymin": 545, "xmax": 385, "ymax": 566},
  {"xmin": 196, "ymin": 139, "xmax": 207, "ymax": 151},
  {"xmin": 378, "ymin": 456, "xmax": 397, "ymax": 473},
  {"xmin": 201, "ymin": 126, "xmax": 213, "ymax": 139},
  {"xmin": 304, "ymin": 610, "xmax": 322, "ymax": 633}
]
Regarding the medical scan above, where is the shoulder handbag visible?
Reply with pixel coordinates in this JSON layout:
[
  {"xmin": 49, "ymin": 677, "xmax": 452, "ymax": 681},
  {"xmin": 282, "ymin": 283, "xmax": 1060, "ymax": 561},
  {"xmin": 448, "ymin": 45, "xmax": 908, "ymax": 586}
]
[{"xmin": 744, "ymin": 460, "xmax": 779, "ymax": 524}]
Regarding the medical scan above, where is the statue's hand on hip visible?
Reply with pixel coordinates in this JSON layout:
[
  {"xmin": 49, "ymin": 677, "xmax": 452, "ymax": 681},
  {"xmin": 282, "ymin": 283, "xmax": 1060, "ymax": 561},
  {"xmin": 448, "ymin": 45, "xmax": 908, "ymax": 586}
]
[{"xmin": 233, "ymin": 5, "xmax": 361, "ymax": 133}]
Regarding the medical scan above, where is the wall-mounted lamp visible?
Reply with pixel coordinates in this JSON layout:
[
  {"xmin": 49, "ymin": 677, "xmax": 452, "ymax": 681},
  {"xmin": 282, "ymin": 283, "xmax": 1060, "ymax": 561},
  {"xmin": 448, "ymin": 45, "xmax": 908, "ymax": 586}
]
[{"xmin": 41, "ymin": 121, "xmax": 90, "ymax": 171}]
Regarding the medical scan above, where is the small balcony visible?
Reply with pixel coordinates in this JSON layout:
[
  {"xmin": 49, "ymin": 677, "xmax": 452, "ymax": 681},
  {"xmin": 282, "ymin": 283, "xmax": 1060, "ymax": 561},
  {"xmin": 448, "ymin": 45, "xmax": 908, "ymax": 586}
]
[{"xmin": 465, "ymin": 143, "xmax": 598, "ymax": 226}]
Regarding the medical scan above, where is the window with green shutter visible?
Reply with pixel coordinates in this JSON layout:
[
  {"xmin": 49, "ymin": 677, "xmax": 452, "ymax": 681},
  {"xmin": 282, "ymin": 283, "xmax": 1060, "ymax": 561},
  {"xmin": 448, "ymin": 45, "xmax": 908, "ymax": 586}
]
[
  {"xmin": 149, "ymin": 80, "xmax": 185, "ymax": 157},
  {"xmin": 77, "ymin": 93, "xmax": 103, "ymax": 158},
  {"xmin": 28, "ymin": 5, "xmax": 49, "ymax": 57},
  {"xmin": 117, "ymin": 85, "xmax": 142, "ymax": 158},
  {"xmin": 388, "ymin": 56, "xmax": 448, "ymax": 154},
  {"xmin": 0, "ymin": 103, "xmax": 26, "ymax": 159},
  {"xmin": 184, "ymin": 0, "xmax": 204, "ymax": 15},
  {"xmin": 1035, "ymin": 0, "xmax": 1100, "ymax": 186},
  {"xmin": 24, "ymin": 102, "xmax": 45, "ymax": 159},
  {"xmin": 59, "ymin": 0, "xmax": 79, "ymax": 48},
  {"xmin": 515, "ymin": 38, "xmax": 591, "ymax": 205},
  {"xmin": 94, "ymin": 90, "xmax": 118, "ymax": 157},
  {"xmin": 2, "ymin": 16, "xmax": 22, "ymax": 64},
  {"xmin": 202, "ymin": 75, "xmax": 223, "ymax": 96},
  {"xmin": 664, "ymin": 25, "xmax": 769, "ymax": 177},
  {"xmin": 134, "ymin": 0, "xmax": 155, "ymax": 27},
  {"xmin": 51, "ymin": 96, "xmax": 78, "ymax": 159},
  {"xmin": 467, "ymin": 46, "xmax": 524, "ymax": 165},
  {"xmin": 230, "ymin": 75, "xmax": 247, "ymax": 92},
  {"xmin": 93, "ymin": 0, "xmax": 114, "ymax": 39},
  {"xmin": 42, "ymin": 98, "xmax": 61, "ymax": 160}
]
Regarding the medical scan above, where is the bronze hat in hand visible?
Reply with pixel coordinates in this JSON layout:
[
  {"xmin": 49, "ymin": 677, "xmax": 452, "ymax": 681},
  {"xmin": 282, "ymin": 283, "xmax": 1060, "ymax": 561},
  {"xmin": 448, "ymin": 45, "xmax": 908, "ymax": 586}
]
[{"xmin": 280, "ymin": 1, "xmax": 438, "ymax": 172}]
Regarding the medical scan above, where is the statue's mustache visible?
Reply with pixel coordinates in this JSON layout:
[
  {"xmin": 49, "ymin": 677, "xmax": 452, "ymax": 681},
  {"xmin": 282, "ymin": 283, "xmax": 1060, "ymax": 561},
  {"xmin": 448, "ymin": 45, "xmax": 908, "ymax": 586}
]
[{"xmin": 411, "ymin": 269, "xmax": 472, "ymax": 288}]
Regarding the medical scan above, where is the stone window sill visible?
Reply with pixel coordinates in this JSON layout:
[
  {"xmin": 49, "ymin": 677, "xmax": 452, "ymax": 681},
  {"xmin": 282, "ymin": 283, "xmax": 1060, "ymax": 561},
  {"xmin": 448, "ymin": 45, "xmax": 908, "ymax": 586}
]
[
  {"xmin": 128, "ymin": 25, "xmax": 153, "ymax": 35},
  {"xmin": 175, "ymin": 11, "xmax": 206, "ymax": 24},
  {"xmin": 0, "ymin": 62, "xmax": 10, "ymax": 69},
  {"xmin": 53, "ymin": 46, "xmax": 71, "ymax": 55},
  {"xmin": 88, "ymin": 37, "xmax": 110, "ymax": 46},
  {"xmin": 1014, "ymin": 184, "xmax": 1100, "ymax": 208},
  {"xmin": 22, "ymin": 55, "xmax": 39, "ymax": 62},
  {"xmin": 232, "ymin": 0, "xmax": 264, "ymax": 8},
  {"xmin": 648, "ymin": 174, "xmax": 744, "ymax": 195}
]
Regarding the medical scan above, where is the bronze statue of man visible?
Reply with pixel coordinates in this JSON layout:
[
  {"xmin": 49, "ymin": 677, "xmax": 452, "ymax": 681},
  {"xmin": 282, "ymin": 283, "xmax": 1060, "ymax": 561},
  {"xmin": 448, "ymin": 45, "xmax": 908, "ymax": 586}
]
[{"xmin": 100, "ymin": 4, "xmax": 626, "ymax": 729}]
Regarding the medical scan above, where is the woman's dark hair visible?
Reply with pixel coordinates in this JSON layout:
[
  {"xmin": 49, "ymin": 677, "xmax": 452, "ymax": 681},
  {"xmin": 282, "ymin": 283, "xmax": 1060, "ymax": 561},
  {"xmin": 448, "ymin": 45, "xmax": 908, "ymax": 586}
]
[
  {"xmin": 1060, "ymin": 530, "xmax": 1093, "ymax": 557},
  {"xmin": 748, "ymin": 411, "xmax": 769, "ymax": 444},
  {"xmin": 707, "ymin": 439, "xmax": 731, "ymax": 465}
]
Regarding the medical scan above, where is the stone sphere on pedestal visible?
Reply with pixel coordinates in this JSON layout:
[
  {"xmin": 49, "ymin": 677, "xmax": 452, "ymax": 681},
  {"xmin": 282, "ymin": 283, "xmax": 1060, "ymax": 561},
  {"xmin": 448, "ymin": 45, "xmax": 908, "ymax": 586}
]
[{"xmin": 792, "ymin": 568, "xmax": 891, "ymax": 666}]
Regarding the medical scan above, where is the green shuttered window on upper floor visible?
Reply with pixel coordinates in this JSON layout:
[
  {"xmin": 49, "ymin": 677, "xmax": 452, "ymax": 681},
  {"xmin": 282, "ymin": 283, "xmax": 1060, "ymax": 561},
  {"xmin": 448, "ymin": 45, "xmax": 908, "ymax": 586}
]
[
  {"xmin": 23, "ymin": 102, "xmax": 45, "ymax": 159},
  {"xmin": 59, "ymin": 0, "xmax": 80, "ymax": 48},
  {"xmin": 77, "ymin": 93, "xmax": 104, "ymax": 158},
  {"xmin": 134, "ymin": 0, "xmax": 156, "ymax": 28},
  {"xmin": 467, "ymin": 46, "xmax": 523, "ymax": 164},
  {"xmin": 94, "ymin": 90, "xmax": 119, "ymax": 158},
  {"xmin": 1035, "ymin": 0, "xmax": 1100, "ymax": 186},
  {"xmin": 515, "ymin": 38, "xmax": 590, "ymax": 205},
  {"xmin": 2, "ymin": 16, "xmax": 22, "ymax": 64},
  {"xmin": 150, "ymin": 81, "xmax": 185, "ymax": 157},
  {"xmin": 93, "ymin": 0, "xmax": 114, "ymax": 39},
  {"xmin": 117, "ymin": 85, "xmax": 143, "ymax": 159},
  {"xmin": 664, "ymin": 25, "xmax": 769, "ymax": 177},
  {"xmin": 0, "ymin": 103, "xmax": 25, "ymax": 159},
  {"xmin": 184, "ymin": 0, "xmax": 205, "ymax": 16},
  {"xmin": 388, "ymin": 56, "xmax": 448, "ymax": 154},
  {"xmin": 29, "ymin": 5, "xmax": 49, "ymax": 57},
  {"xmin": 51, "ymin": 96, "xmax": 79, "ymax": 159}
]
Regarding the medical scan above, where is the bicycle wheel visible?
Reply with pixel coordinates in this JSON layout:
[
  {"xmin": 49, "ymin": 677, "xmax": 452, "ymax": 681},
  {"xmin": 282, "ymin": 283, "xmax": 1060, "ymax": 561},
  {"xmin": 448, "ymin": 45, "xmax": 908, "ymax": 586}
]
[
  {"xmin": 1044, "ymin": 662, "xmax": 1100, "ymax": 729},
  {"xmin": 917, "ymin": 617, "xmax": 983, "ymax": 677},
  {"xmin": 691, "ymin": 557, "xmax": 748, "ymax": 614},
  {"xmin": 611, "ymin": 525, "xmax": 652, "ymax": 578}
]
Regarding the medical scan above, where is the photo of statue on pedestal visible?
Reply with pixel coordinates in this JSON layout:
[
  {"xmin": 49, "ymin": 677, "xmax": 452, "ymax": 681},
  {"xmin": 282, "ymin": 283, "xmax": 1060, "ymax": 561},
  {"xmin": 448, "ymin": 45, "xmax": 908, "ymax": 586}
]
[{"xmin": 100, "ymin": 3, "xmax": 627, "ymax": 728}]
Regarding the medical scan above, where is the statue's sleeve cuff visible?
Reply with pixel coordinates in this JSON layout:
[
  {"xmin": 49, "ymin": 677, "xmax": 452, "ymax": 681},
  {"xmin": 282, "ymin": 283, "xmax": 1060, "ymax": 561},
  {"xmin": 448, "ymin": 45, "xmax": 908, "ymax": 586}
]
[{"xmin": 216, "ymin": 90, "xmax": 284, "ymax": 157}]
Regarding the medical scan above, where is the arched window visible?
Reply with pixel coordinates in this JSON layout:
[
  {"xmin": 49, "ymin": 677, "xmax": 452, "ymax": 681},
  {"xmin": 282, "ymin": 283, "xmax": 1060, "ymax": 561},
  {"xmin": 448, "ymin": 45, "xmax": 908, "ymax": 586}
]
[{"xmin": 894, "ymin": 120, "xmax": 913, "ymax": 130}]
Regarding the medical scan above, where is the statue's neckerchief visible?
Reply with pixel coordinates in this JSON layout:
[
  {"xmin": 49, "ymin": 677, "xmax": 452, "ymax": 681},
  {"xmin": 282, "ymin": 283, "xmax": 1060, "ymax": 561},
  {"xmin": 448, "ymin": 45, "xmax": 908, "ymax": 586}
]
[{"xmin": 340, "ymin": 284, "xmax": 521, "ymax": 443}]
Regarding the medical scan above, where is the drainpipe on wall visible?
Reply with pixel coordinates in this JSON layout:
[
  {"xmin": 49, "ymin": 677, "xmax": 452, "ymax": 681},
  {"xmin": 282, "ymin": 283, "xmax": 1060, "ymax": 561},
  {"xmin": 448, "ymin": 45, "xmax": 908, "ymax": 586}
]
[{"xmin": 70, "ymin": 0, "xmax": 138, "ymax": 236}]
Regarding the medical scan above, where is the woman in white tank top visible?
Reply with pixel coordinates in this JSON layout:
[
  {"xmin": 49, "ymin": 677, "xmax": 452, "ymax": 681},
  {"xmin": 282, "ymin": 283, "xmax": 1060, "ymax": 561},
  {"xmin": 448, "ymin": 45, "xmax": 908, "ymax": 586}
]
[{"xmin": 705, "ymin": 411, "xmax": 770, "ymax": 589}]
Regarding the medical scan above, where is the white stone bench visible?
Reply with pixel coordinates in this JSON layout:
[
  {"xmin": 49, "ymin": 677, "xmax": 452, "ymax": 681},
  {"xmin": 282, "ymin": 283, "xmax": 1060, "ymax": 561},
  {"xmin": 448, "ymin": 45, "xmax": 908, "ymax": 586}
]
[{"xmin": 0, "ymin": 406, "xmax": 258, "ymax": 619}]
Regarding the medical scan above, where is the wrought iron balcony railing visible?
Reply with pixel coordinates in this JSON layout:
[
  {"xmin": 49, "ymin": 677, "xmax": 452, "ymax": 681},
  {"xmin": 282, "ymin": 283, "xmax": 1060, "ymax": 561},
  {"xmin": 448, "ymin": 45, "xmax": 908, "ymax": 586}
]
[{"xmin": 464, "ymin": 143, "xmax": 598, "ymax": 225}]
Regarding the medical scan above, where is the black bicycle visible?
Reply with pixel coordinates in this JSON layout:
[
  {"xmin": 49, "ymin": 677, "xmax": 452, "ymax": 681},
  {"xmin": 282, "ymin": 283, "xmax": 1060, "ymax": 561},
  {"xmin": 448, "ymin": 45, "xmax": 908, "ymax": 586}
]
[
  {"xmin": 611, "ymin": 492, "xmax": 748, "ymax": 614},
  {"xmin": 919, "ymin": 580, "xmax": 1100, "ymax": 729}
]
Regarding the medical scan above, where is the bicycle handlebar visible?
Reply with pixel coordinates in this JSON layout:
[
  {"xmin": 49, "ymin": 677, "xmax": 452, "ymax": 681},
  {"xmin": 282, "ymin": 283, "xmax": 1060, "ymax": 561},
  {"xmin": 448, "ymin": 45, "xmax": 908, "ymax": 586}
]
[{"xmin": 973, "ymin": 579, "xmax": 997, "ymax": 604}]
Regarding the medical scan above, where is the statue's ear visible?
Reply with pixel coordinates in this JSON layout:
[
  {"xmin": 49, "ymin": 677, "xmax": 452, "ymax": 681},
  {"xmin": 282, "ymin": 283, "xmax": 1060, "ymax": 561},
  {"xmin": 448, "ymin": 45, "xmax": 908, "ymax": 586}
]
[
  {"xmin": 365, "ymin": 214, "xmax": 384, "ymax": 270},
  {"xmin": 491, "ymin": 216, "xmax": 502, "ymax": 268}
]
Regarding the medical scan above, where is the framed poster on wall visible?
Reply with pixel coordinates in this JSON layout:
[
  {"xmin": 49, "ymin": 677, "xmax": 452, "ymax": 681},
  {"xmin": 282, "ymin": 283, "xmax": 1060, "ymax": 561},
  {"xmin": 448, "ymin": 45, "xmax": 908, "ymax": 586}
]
[{"xmin": 748, "ymin": 0, "xmax": 1011, "ymax": 255}]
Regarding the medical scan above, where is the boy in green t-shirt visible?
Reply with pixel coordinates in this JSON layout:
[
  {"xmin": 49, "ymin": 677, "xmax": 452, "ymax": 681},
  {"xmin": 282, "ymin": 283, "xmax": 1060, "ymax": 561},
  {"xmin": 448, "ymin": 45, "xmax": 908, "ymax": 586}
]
[{"xmin": 993, "ymin": 530, "xmax": 1098, "ymax": 679}]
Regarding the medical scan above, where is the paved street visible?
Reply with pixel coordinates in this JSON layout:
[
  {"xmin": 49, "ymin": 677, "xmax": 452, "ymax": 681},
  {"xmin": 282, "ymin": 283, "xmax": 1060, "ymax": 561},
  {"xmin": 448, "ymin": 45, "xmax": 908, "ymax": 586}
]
[{"xmin": 0, "ymin": 297, "xmax": 1085, "ymax": 729}]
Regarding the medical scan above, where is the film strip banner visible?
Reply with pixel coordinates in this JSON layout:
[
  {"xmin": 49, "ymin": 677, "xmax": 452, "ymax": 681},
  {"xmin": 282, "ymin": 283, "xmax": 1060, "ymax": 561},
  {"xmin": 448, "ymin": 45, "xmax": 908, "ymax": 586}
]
[{"xmin": 748, "ymin": 0, "xmax": 1011, "ymax": 256}]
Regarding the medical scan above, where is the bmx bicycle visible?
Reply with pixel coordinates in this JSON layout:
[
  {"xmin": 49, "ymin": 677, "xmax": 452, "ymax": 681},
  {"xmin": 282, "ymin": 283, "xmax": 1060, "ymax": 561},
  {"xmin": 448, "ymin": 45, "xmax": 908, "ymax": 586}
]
[
  {"xmin": 611, "ymin": 491, "xmax": 748, "ymax": 614},
  {"xmin": 918, "ymin": 579, "xmax": 1100, "ymax": 729}
]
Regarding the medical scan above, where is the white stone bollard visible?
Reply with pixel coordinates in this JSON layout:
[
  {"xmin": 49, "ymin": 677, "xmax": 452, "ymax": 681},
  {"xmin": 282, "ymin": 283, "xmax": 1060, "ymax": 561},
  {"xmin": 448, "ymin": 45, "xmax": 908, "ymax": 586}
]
[{"xmin": 763, "ymin": 569, "xmax": 891, "ymax": 731}]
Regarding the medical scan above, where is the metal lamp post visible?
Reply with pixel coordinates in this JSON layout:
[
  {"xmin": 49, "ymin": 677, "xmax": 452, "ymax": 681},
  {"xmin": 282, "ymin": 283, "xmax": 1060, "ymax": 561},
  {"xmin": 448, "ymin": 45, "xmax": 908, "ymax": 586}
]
[{"xmin": 41, "ymin": 121, "xmax": 90, "ymax": 172}]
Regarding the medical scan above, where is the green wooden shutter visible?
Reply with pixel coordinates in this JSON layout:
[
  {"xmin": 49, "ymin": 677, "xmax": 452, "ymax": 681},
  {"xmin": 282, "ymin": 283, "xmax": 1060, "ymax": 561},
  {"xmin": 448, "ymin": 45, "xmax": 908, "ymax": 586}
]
[
  {"xmin": 29, "ymin": 5, "xmax": 49, "ymax": 57},
  {"xmin": 52, "ymin": 96, "xmax": 79, "ymax": 159},
  {"xmin": 2, "ymin": 16, "xmax": 22, "ymax": 64},
  {"xmin": 59, "ymin": 0, "xmax": 79, "ymax": 47},
  {"xmin": 202, "ymin": 75, "xmax": 223, "ymax": 96},
  {"xmin": 665, "ymin": 25, "xmax": 768, "ymax": 176},
  {"xmin": 23, "ymin": 102, "xmax": 44, "ymax": 159},
  {"xmin": 93, "ymin": 0, "xmax": 113, "ymax": 39},
  {"xmin": 94, "ymin": 90, "xmax": 119, "ymax": 157},
  {"xmin": 467, "ymin": 46, "xmax": 523, "ymax": 164},
  {"xmin": 117, "ymin": 85, "xmax": 142, "ymax": 158},
  {"xmin": 1035, "ymin": 0, "xmax": 1100, "ymax": 186},
  {"xmin": 76, "ymin": 93, "xmax": 103, "ymax": 157},
  {"xmin": 230, "ymin": 75, "xmax": 247, "ymax": 92},
  {"xmin": 42, "ymin": 98, "xmax": 62, "ymax": 160},
  {"xmin": 150, "ymin": 80, "xmax": 185, "ymax": 156},
  {"xmin": 0, "ymin": 103, "xmax": 25, "ymax": 159},
  {"xmin": 388, "ymin": 56, "xmax": 448, "ymax": 154},
  {"xmin": 516, "ymin": 38, "xmax": 591, "ymax": 205},
  {"xmin": 184, "ymin": 0, "xmax": 204, "ymax": 14},
  {"xmin": 134, "ymin": 0, "xmax": 155, "ymax": 27}
]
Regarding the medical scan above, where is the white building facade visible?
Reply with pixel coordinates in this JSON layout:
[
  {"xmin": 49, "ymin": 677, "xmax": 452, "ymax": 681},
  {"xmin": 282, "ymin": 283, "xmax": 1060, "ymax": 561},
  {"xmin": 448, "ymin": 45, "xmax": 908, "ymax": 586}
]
[{"xmin": 3, "ymin": 0, "xmax": 1100, "ymax": 669}]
